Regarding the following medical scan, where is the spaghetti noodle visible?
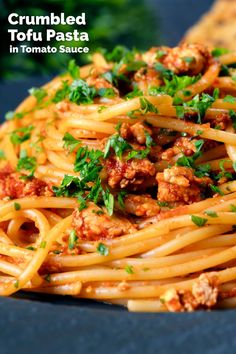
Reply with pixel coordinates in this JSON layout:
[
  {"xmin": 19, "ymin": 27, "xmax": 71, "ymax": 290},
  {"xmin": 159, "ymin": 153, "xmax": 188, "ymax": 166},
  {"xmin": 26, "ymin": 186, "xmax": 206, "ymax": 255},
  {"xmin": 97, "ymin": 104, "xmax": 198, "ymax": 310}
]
[{"xmin": 1, "ymin": 43, "xmax": 236, "ymax": 311}]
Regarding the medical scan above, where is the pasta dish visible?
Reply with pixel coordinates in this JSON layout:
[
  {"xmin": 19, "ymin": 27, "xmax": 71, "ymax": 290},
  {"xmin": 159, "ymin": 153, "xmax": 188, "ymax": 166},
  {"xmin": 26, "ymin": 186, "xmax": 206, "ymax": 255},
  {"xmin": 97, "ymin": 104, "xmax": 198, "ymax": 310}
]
[{"xmin": 1, "ymin": 44, "xmax": 236, "ymax": 312}]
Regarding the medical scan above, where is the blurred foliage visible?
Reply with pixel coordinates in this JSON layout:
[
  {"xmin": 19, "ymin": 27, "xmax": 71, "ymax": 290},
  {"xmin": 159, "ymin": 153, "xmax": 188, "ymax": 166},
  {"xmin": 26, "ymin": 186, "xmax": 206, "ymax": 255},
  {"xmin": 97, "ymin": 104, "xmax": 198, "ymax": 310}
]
[{"xmin": 0, "ymin": 0, "xmax": 160, "ymax": 80}]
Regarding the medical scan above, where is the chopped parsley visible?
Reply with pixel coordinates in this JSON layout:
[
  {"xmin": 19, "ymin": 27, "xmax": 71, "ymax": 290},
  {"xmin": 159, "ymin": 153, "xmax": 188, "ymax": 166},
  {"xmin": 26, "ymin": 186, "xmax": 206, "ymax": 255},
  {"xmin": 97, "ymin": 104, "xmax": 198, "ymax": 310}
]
[
  {"xmin": 44, "ymin": 274, "xmax": 51, "ymax": 283},
  {"xmin": 53, "ymin": 145, "xmax": 114, "ymax": 215},
  {"xmin": 100, "ymin": 71, "xmax": 113, "ymax": 84},
  {"xmin": 157, "ymin": 201, "xmax": 170, "ymax": 207},
  {"xmin": 216, "ymin": 159, "xmax": 233, "ymax": 180},
  {"xmin": 159, "ymin": 297, "xmax": 166, "ymax": 304},
  {"xmin": 103, "ymin": 45, "xmax": 130, "ymax": 62},
  {"xmin": 182, "ymin": 56, "xmax": 194, "ymax": 63},
  {"xmin": 196, "ymin": 130, "xmax": 203, "ymax": 135},
  {"xmin": 68, "ymin": 230, "xmax": 78, "ymax": 250},
  {"xmin": 126, "ymin": 131, "xmax": 155, "ymax": 161},
  {"xmin": 10, "ymin": 125, "xmax": 34, "ymax": 145},
  {"xmin": 184, "ymin": 92, "xmax": 217, "ymax": 123},
  {"xmin": 140, "ymin": 98, "xmax": 158, "ymax": 114},
  {"xmin": 68, "ymin": 59, "xmax": 80, "ymax": 79},
  {"xmin": 30, "ymin": 135, "xmax": 44, "ymax": 153},
  {"xmin": 223, "ymin": 95, "xmax": 236, "ymax": 104},
  {"xmin": 127, "ymin": 98, "xmax": 158, "ymax": 119},
  {"xmin": 29, "ymin": 87, "xmax": 47, "ymax": 103},
  {"xmin": 5, "ymin": 111, "xmax": 14, "ymax": 120},
  {"xmin": 102, "ymin": 189, "xmax": 114, "ymax": 216},
  {"xmin": 69, "ymin": 79, "xmax": 96, "ymax": 105},
  {"xmin": 14, "ymin": 280, "xmax": 19, "ymax": 289},
  {"xmin": 125, "ymin": 87, "xmax": 143, "ymax": 99},
  {"xmin": 5, "ymin": 111, "xmax": 25, "ymax": 121},
  {"xmin": 103, "ymin": 46, "xmax": 146, "ymax": 84},
  {"xmin": 40, "ymin": 241, "xmax": 47, "ymax": 249},
  {"xmin": 97, "ymin": 88, "xmax": 116, "ymax": 98},
  {"xmin": 195, "ymin": 163, "xmax": 211, "ymax": 178},
  {"xmin": 204, "ymin": 210, "xmax": 218, "ymax": 218},
  {"xmin": 53, "ymin": 250, "xmax": 62, "ymax": 255},
  {"xmin": 191, "ymin": 215, "xmax": 208, "ymax": 227},
  {"xmin": 115, "ymin": 122, "xmax": 122, "ymax": 132},
  {"xmin": 176, "ymin": 139, "xmax": 204, "ymax": 169},
  {"xmin": 98, "ymin": 106, "xmax": 107, "ymax": 113},
  {"xmin": 53, "ymin": 175, "xmax": 82, "ymax": 198},
  {"xmin": 149, "ymin": 74, "xmax": 200, "ymax": 97},
  {"xmin": 77, "ymin": 193, "xmax": 87, "ymax": 211},
  {"xmin": 117, "ymin": 191, "xmax": 127, "ymax": 208},
  {"xmin": 210, "ymin": 184, "xmax": 224, "ymax": 196},
  {"xmin": 16, "ymin": 150, "xmax": 37, "ymax": 178},
  {"xmin": 220, "ymin": 64, "xmax": 230, "ymax": 76},
  {"xmin": 126, "ymin": 148, "xmax": 149, "ymax": 160},
  {"xmin": 92, "ymin": 209, "xmax": 104, "ymax": 215},
  {"xmin": 26, "ymin": 246, "xmax": 36, "ymax": 251},
  {"xmin": 175, "ymin": 106, "xmax": 185, "ymax": 118},
  {"xmin": 126, "ymin": 60, "xmax": 147, "ymax": 72},
  {"xmin": 53, "ymin": 77, "xmax": 117, "ymax": 105},
  {"xmin": 156, "ymin": 49, "xmax": 167, "ymax": 59},
  {"xmin": 104, "ymin": 134, "xmax": 131, "ymax": 159},
  {"xmin": 145, "ymin": 131, "xmax": 155, "ymax": 148},
  {"xmin": 14, "ymin": 202, "xmax": 21, "ymax": 211},
  {"xmin": 230, "ymin": 205, "xmax": 236, "ymax": 212},
  {"xmin": 63, "ymin": 132, "xmax": 81, "ymax": 153},
  {"xmin": 0, "ymin": 150, "xmax": 5, "ymax": 160},
  {"xmin": 174, "ymin": 89, "xmax": 219, "ymax": 122},
  {"xmin": 52, "ymin": 80, "xmax": 70, "ymax": 103},
  {"xmin": 125, "ymin": 265, "xmax": 134, "ymax": 274},
  {"xmin": 154, "ymin": 62, "xmax": 174, "ymax": 80},
  {"xmin": 211, "ymin": 48, "xmax": 230, "ymax": 57},
  {"xmin": 96, "ymin": 242, "xmax": 109, "ymax": 256}
]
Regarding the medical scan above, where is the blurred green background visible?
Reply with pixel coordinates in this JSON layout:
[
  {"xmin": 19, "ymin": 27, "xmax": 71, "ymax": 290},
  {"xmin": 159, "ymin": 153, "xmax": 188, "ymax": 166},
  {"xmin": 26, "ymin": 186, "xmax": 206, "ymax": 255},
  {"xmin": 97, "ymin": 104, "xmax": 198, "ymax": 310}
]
[{"xmin": 0, "ymin": 0, "xmax": 160, "ymax": 80}]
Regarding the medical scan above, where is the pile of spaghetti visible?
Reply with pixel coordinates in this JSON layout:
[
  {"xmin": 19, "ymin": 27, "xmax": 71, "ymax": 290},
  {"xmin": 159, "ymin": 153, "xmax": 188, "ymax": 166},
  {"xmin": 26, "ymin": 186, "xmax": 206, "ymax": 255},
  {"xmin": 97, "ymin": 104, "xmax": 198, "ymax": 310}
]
[{"xmin": 2, "ymin": 44, "xmax": 236, "ymax": 312}]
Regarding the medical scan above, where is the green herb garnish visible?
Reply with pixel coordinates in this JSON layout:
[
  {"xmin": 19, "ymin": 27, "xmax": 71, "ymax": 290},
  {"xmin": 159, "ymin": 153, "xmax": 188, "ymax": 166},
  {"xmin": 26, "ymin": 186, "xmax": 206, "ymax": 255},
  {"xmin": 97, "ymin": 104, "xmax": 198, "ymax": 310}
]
[
  {"xmin": 223, "ymin": 95, "xmax": 236, "ymax": 104},
  {"xmin": 16, "ymin": 150, "xmax": 37, "ymax": 178},
  {"xmin": 10, "ymin": 125, "xmax": 34, "ymax": 145},
  {"xmin": 0, "ymin": 150, "xmax": 6, "ymax": 160},
  {"xmin": 210, "ymin": 184, "xmax": 224, "ymax": 196},
  {"xmin": 68, "ymin": 230, "xmax": 78, "ymax": 250},
  {"xmin": 157, "ymin": 201, "xmax": 170, "ymax": 207},
  {"xmin": 97, "ymin": 88, "xmax": 116, "ymax": 98},
  {"xmin": 230, "ymin": 205, "xmax": 236, "ymax": 212},
  {"xmin": 63, "ymin": 132, "xmax": 81, "ymax": 153},
  {"xmin": 182, "ymin": 56, "xmax": 194, "ymax": 63},
  {"xmin": 125, "ymin": 87, "xmax": 143, "ymax": 99},
  {"xmin": 204, "ymin": 210, "xmax": 218, "ymax": 218},
  {"xmin": 44, "ymin": 274, "xmax": 51, "ymax": 283},
  {"xmin": 69, "ymin": 79, "xmax": 96, "ymax": 105},
  {"xmin": 68, "ymin": 59, "xmax": 80, "ymax": 79},
  {"xmin": 154, "ymin": 62, "xmax": 174, "ymax": 80},
  {"xmin": 29, "ymin": 87, "xmax": 47, "ymax": 103},
  {"xmin": 212, "ymin": 48, "xmax": 230, "ymax": 57},
  {"xmin": 40, "ymin": 241, "xmax": 47, "ymax": 249},
  {"xmin": 104, "ymin": 134, "xmax": 131, "ymax": 159},
  {"xmin": 117, "ymin": 191, "xmax": 127, "ymax": 208},
  {"xmin": 191, "ymin": 215, "xmax": 208, "ymax": 227},
  {"xmin": 125, "ymin": 265, "xmax": 134, "ymax": 274},
  {"xmin": 96, "ymin": 242, "xmax": 109, "ymax": 256},
  {"xmin": 14, "ymin": 202, "xmax": 21, "ymax": 211}
]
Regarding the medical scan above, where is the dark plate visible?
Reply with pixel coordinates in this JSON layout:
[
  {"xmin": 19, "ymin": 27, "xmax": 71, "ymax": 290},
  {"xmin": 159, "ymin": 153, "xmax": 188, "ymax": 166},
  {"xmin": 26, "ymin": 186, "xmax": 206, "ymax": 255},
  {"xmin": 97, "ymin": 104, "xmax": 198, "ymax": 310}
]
[{"xmin": 1, "ymin": 44, "xmax": 236, "ymax": 353}]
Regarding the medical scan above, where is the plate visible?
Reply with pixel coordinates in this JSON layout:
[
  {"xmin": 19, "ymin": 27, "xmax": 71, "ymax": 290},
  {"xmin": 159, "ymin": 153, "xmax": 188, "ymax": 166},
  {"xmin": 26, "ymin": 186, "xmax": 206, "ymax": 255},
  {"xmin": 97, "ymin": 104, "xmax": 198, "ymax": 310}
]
[{"xmin": 1, "ymin": 63, "xmax": 236, "ymax": 354}]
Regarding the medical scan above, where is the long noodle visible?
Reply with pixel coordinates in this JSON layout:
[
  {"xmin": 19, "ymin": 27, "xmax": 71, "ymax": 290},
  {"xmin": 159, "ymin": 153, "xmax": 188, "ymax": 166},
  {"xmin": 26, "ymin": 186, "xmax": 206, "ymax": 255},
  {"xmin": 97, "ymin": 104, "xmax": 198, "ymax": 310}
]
[{"xmin": 1, "ymin": 44, "xmax": 236, "ymax": 312}]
